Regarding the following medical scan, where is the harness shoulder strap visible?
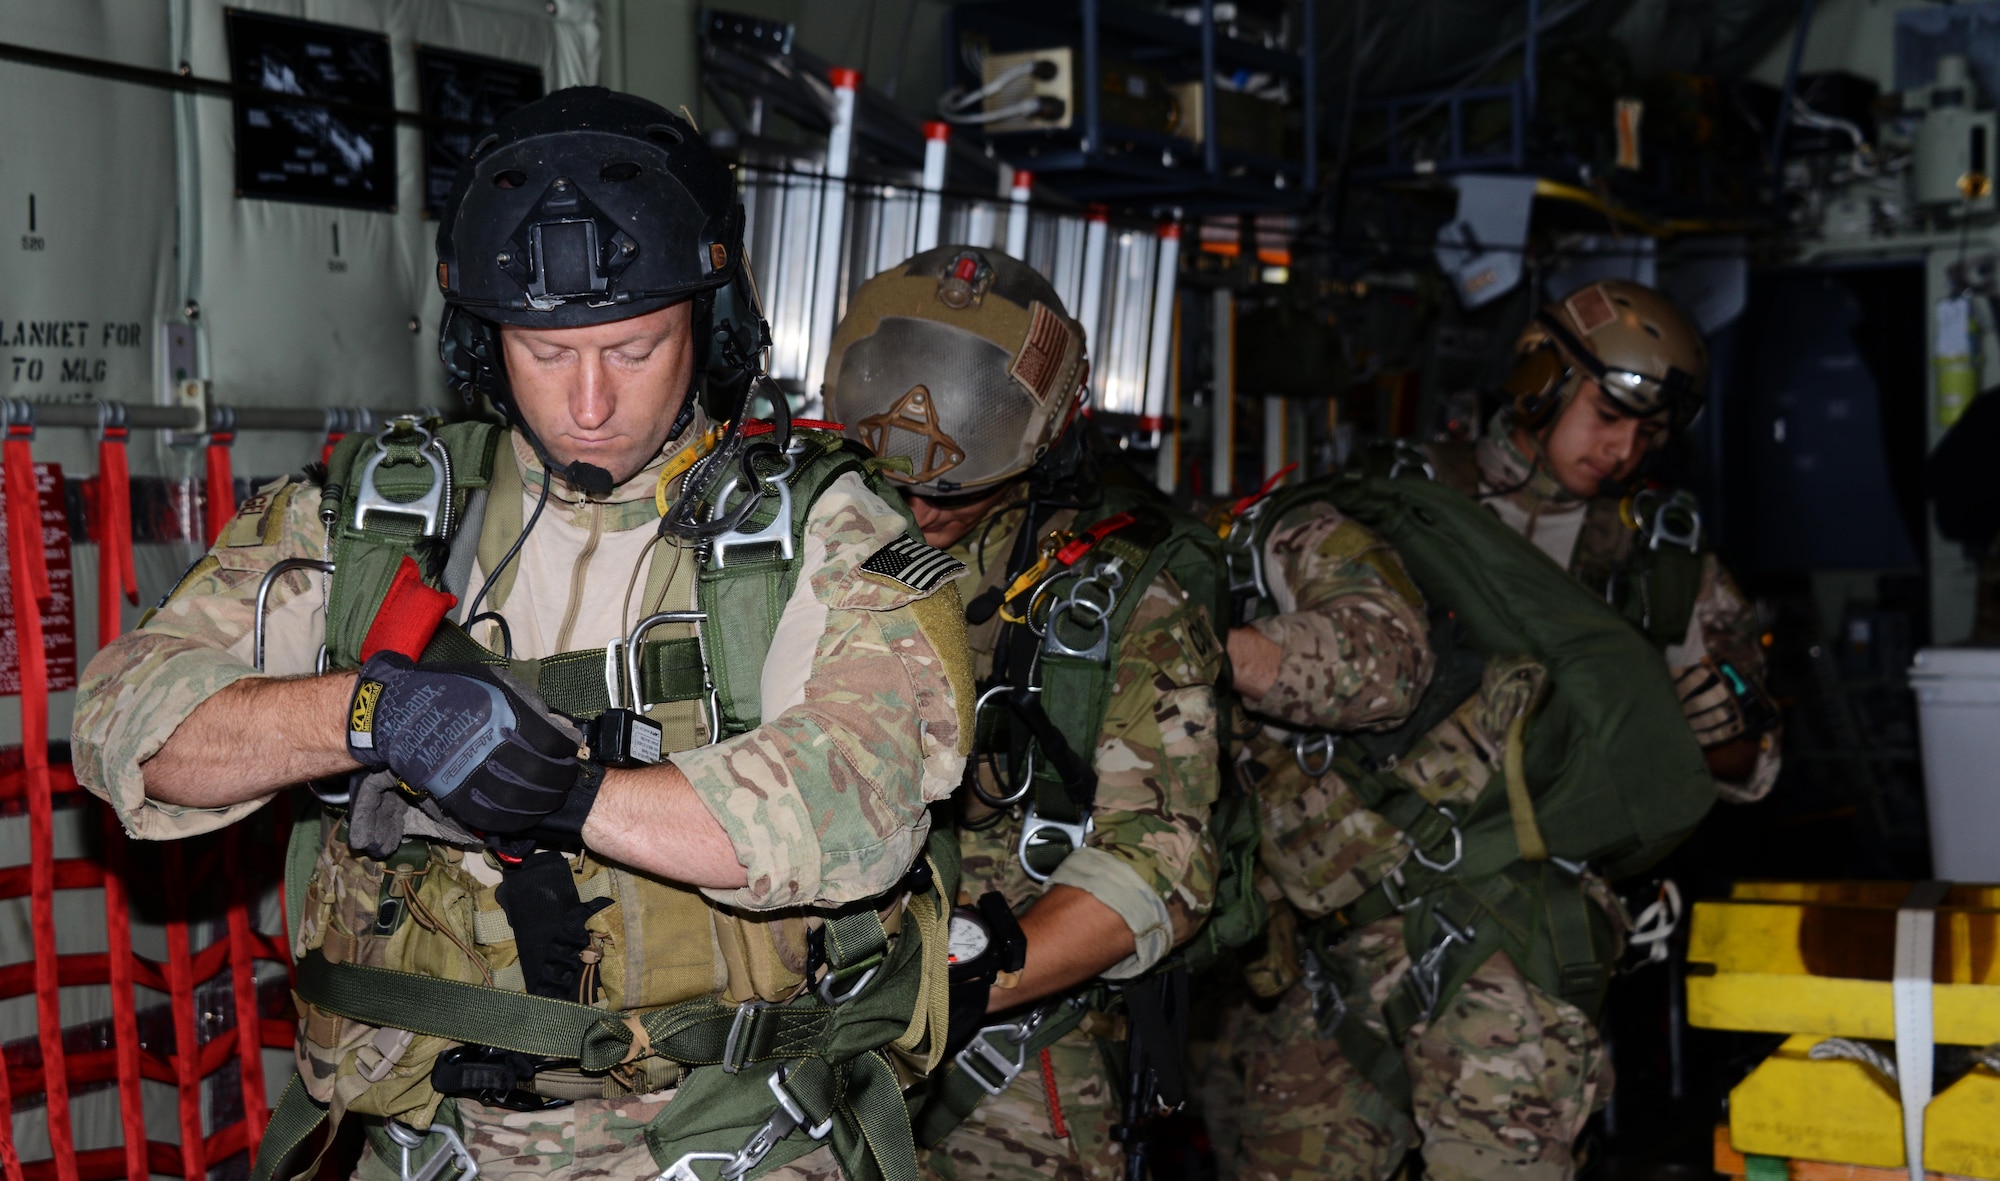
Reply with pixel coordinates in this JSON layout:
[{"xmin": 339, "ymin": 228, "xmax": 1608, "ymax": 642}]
[
  {"xmin": 699, "ymin": 431, "xmax": 869, "ymax": 736},
  {"xmin": 323, "ymin": 420, "xmax": 503, "ymax": 669}
]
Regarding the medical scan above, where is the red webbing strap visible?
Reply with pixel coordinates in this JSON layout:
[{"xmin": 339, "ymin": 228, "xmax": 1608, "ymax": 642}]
[
  {"xmin": 222, "ymin": 826, "xmax": 272, "ymax": 1138},
  {"xmin": 7, "ymin": 431, "xmax": 78, "ymax": 1181},
  {"xmin": 95, "ymin": 431, "xmax": 138, "ymax": 645},
  {"xmin": 97, "ymin": 808, "xmax": 147, "ymax": 1181},
  {"xmin": 204, "ymin": 428, "xmax": 236, "ymax": 546},
  {"xmin": 160, "ymin": 845, "xmax": 207, "ymax": 1181},
  {"xmin": 91, "ymin": 423, "xmax": 147, "ymax": 1180}
]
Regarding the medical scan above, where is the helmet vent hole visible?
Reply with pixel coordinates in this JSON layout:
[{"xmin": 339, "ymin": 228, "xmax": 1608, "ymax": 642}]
[
  {"xmin": 494, "ymin": 169, "xmax": 527, "ymax": 190},
  {"xmin": 601, "ymin": 161, "xmax": 643, "ymax": 182},
  {"xmin": 646, "ymin": 123, "xmax": 685, "ymax": 146},
  {"xmin": 1643, "ymin": 324, "xmax": 1661, "ymax": 338}
]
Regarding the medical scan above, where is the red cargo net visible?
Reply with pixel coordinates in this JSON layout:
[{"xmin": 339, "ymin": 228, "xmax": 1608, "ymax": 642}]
[{"xmin": 3, "ymin": 421, "xmax": 289, "ymax": 1181}]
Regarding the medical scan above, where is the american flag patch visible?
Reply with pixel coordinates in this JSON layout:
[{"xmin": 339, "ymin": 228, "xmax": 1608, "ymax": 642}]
[
  {"xmin": 1010, "ymin": 300, "xmax": 1071, "ymax": 403},
  {"xmin": 859, "ymin": 533, "xmax": 967, "ymax": 594}
]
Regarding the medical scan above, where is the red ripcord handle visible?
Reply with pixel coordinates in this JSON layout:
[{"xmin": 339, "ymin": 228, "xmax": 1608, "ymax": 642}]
[
  {"xmin": 741, "ymin": 417, "xmax": 844, "ymax": 436},
  {"xmin": 1054, "ymin": 511, "xmax": 1138, "ymax": 566},
  {"xmin": 359, "ymin": 555, "xmax": 460, "ymax": 661},
  {"xmin": 4, "ymin": 428, "xmax": 78, "ymax": 1181},
  {"xmin": 1229, "ymin": 461, "xmax": 1300, "ymax": 519}
]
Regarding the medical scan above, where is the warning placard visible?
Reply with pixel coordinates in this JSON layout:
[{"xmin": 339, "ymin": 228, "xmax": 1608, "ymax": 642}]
[{"xmin": 0, "ymin": 463, "xmax": 78, "ymax": 694}]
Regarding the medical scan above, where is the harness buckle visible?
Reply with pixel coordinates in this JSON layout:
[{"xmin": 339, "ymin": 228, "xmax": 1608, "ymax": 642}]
[
  {"xmin": 1299, "ymin": 945, "xmax": 1349, "ymax": 1036},
  {"xmin": 709, "ymin": 450, "xmax": 798, "ymax": 568},
  {"xmin": 354, "ymin": 422, "xmax": 448, "ymax": 538},
  {"xmin": 721, "ymin": 999, "xmax": 769, "ymax": 1074},
  {"xmin": 817, "ymin": 960, "xmax": 879, "ymax": 1006},
  {"xmin": 1039, "ymin": 559, "xmax": 1123, "ymax": 663},
  {"xmin": 1017, "ymin": 801, "xmax": 1093, "ymax": 884},
  {"xmin": 1291, "ymin": 730, "xmax": 1336, "ymax": 778},
  {"xmin": 1635, "ymin": 488, "xmax": 1701, "ymax": 553},
  {"xmin": 1378, "ymin": 867, "xmax": 1421, "ymax": 914},
  {"xmin": 1386, "ymin": 441, "xmax": 1438, "ymax": 482},
  {"xmin": 674, "ymin": 1063, "xmax": 834, "ymax": 1181},
  {"xmin": 383, "ymin": 1121, "xmax": 479, "ymax": 1181},
  {"xmin": 954, "ymin": 1015, "xmax": 1038, "ymax": 1096},
  {"xmin": 1407, "ymin": 806, "xmax": 1465, "ymax": 874},
  {"xmin": 650, "ymin": 1153, "xmax": 738, "ymax": 1181}
]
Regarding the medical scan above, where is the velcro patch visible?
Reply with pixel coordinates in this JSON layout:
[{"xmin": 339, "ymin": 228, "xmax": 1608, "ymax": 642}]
[
  {"xmin": 1565, "ymin": 284, "xmax": 1618, "ymax": 336},
  {"xmin": 222, "ymin": 478, "xmax": 295, "ymax": 548},
  {"xmin": 858, "ymin": 533, "xmax": 968, "ymax": 595}
]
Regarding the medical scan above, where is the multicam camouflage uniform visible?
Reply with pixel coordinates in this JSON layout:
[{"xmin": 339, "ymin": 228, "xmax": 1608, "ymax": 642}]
[
  {"xmin": 1454, "ymin": 424, "xmax": 1780, "ymax": 803},
  {"xmin": 72, "ymin": 426, "xmax": 970, "ymax": 1179},
  {"xmin": 926, "ymin": 504, "xmax": 1223, "ymax": 1181},
  {"xmin": 1197, "ymin": 496, "xmax": 1614, "ymax": 1181}
]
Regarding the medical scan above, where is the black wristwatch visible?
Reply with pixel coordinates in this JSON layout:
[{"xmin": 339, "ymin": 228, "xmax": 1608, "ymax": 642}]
[{"xmin": 949, "ymin": 892, "xmax": 1028, "ymax": 986}]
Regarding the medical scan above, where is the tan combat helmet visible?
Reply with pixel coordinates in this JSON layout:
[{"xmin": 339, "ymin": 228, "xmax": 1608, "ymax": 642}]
[
  {"xmin": 823, "ymin": 245, "xmax": 1088, "ymax": 497},
  {"xmin": 1507, "ymin": 279, "xmax": 1709, "ymax": 433}
]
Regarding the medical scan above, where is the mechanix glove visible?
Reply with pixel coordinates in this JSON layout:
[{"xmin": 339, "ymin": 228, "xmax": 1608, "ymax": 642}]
[
  {"xmin": 1673, "ymin": 656, "xmax": 1778, "ymax": 749},
  {"xmin": 347, "ymin": 652, "xmax": 583, "ymax": 834}
]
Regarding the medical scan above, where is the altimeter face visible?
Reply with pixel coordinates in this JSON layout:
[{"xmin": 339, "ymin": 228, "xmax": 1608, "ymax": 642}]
[{"xmin": 947, "ymin": 912, "xmax": 990, "ymax": 965}]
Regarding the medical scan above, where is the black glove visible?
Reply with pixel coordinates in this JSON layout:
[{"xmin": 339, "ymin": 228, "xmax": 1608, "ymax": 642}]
[{"xmin": 347, "ymin": 652, "xmax": 581, "ymax": 834}]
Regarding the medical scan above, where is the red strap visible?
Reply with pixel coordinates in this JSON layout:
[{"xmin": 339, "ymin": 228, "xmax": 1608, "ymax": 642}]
[
  {"xmin": 96, "ymin": 434, "xmax": 138, "ymax": 644},
  {"xmin": 161, "ymin": 845, "xmax": 206, "ymax": 1181},
  {"xmin": 1054, "ymin": 510, "xmax": 1138, "ymax": 566},
  {"xmin": 320, "ymin": 431, "xmax": 345, "ymax": 468},
  {"xmin": 97, "ymin": 809, "xmax": 147, "ymax": 1181},
  {"xmin": 359, "ymin": 555, "xmax": 459, "ymax": 661},
  {"xmin": 222, "ymin": 827, "xmax": 271, "ymax": 1138},
  {"xmin": 204, "ymin": 431, "xmax": 235, "ymax": 546},
  {"xmin": 1229, "ymin": 461, "xmax": 1300, "ymax": 518},
  {"xmin": 5, "ymin": 441, "xmax": 77, "ymax": 1181}
]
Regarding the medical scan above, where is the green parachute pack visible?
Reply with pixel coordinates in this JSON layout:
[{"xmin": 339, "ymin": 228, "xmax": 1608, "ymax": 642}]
[{"xmin": 1233, "ymin": 470, "xmax": 1716, "ymax": 1108}]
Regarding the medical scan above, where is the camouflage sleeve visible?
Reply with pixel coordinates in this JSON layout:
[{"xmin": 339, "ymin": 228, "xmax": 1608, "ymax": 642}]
[
  {"xmin": 1248, "ymin": 500, "xmax": 1435, "ymax": 732},
  {"xmin": 1667, "ymin": 553, "xmax": 1781, "ymax": 803},
  {"xmin": 1044, "ymin": 567, "xmax": 1223, "ymax": 979},
  {"xmin": 70, "ymin": 478, "xmax": 326, "ymax": 839},
  {"xmin": 675, "ymin": 473, "xmax": 972, "ymax": 910}
]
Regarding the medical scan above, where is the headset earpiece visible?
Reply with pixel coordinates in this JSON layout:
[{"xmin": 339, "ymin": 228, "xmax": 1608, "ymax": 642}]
[{"xmin": 1504, "ymin": 342, "xmax": 1569, "ymax": 429}]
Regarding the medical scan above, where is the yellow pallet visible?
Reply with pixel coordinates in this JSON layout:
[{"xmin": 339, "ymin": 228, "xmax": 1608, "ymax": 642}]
[
  {"xmin": 1726, "ymin": 1036, "xmax": 2000, "ymax": 1179},
  {"xmin": 1687, "ymin": 886, "xmax": 2000, "ymax": 1045}
]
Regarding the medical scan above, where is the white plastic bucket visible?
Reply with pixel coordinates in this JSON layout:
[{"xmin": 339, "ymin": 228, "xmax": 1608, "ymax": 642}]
[{"xmin": 1910, "ymin": 648, "xmax": 2000, "ymax": 880}]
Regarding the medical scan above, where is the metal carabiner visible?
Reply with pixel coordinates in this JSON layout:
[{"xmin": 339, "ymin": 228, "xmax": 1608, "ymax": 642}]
[
  {"xmin": 709, "ymin": 449, "xmax": 798, "ymax": 568},
  {"xmin": 383, "ymin": 1121, "xmax": 480, "ymax": 1181},
  {"xmin": 1018, "ymin": 801, "xmax": 1093, "ymax": 883},
  {"xmin": 353, "ymin": 421, "xmax": 448, "ymax": 538},
  {"xmin": 1408, "ymin": 910, "xmax": 1477, "ymax": 1021},
  {"xmin": 1042, "ymin": 591, "xmax": 1113, "ymax": 661}
]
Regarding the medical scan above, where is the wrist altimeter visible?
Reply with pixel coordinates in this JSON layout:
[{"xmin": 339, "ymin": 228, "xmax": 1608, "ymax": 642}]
[{"xmin": 949, "ymin": 891, "xmax": 1028, "ymax": 986}]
